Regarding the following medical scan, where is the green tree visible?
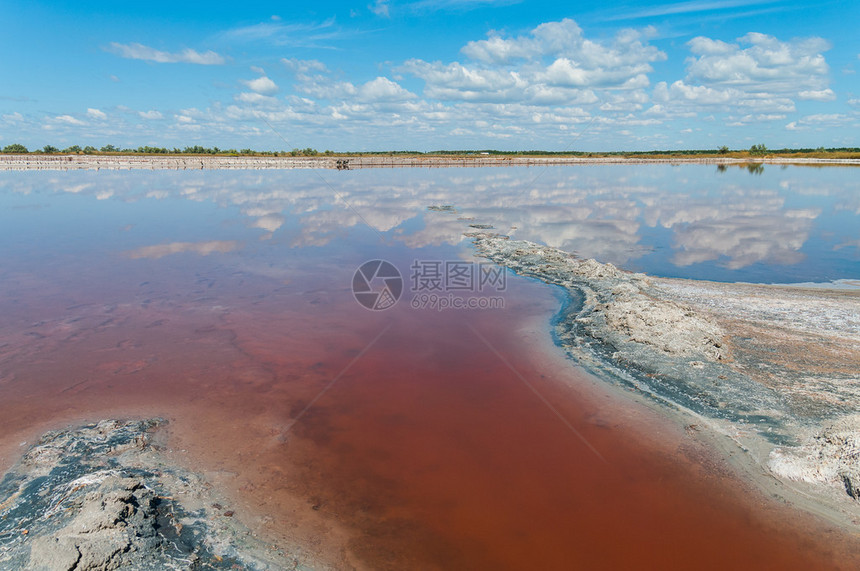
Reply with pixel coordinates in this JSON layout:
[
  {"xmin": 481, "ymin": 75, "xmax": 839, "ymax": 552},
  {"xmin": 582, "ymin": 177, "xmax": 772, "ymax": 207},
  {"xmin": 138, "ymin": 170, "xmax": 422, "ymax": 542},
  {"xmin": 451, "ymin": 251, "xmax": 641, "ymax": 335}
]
[
  {"xmin": 63, "ymin": 145, "xmax": 82, "ymax": 153},
  {"xmin": 2, "ymin": 143, "xmax": 28, "ymax": 153},
  {"xmin": 718, "ymin": 145, "xmax": 729, "ymax": 154},
  {"xmin": 42, "ymin": 145, "xmax": 59, "ymax": 154},
  {"xmin": 100, "ymin": 144, "xmax": 118, "ymax": 152},
  {"xmin": 83, "ymin": 146, "xmax": 97, "ymax": 154},
  {"xmin": 749, "ymin": 143, "xmax": 767, "ymax": 156}
]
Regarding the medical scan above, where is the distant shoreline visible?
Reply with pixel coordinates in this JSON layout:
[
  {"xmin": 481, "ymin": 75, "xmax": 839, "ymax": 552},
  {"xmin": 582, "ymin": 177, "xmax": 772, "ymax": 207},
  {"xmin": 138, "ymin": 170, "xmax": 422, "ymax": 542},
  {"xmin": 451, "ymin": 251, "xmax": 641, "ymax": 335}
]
[{"xmin": 2, "ymin": 153, "xmax": 860, "ymax": 171}]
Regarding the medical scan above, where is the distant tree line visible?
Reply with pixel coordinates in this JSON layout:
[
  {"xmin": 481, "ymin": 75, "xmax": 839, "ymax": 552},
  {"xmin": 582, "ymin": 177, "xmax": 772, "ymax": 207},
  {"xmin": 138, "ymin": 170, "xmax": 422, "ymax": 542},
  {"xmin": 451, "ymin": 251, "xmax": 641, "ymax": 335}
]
[
  {"xmin": 0, "ymin": 143, "xmax": 334, "ymax": 157},
  {"xmin": 2, "ymin": 143, "xmax": 859, "ymax": 157}
]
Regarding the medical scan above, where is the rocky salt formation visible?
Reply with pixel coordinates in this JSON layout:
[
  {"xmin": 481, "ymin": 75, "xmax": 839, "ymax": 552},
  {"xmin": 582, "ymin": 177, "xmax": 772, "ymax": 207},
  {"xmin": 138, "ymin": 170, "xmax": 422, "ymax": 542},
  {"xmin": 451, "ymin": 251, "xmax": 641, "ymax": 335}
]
[
  {"xmin": 470, "ymin": 232, "xmax": 786, "ymax": 433},
  {"xmin": 469, "ymin": 232, "xmax": 860, "ymax": 504},
  {"xmin": 770, "ymin": 415, "xmax": 860, "ymax": 500},
  {"xmin": 470, "ymin": 234, "xmax": 725, "ymax": 363},
  {"xmin": 0, "ymin": 419, "xmax": 310, "ymax": 570}
]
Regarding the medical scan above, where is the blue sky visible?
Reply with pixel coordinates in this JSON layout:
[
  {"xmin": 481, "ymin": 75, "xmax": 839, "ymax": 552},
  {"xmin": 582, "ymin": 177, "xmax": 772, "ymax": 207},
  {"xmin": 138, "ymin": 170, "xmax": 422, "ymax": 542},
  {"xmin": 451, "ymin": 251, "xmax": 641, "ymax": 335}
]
[{"xmin": 1, "ymin": 0, "xmax": 858, "ymax": 151}]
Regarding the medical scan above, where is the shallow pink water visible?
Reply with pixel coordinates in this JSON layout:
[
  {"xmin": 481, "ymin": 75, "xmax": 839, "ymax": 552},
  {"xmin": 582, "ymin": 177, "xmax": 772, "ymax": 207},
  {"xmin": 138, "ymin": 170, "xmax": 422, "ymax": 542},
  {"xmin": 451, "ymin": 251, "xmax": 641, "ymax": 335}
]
[{"xmin": 1, "ymin": 250, "xmax": 857, "ymax": 570}]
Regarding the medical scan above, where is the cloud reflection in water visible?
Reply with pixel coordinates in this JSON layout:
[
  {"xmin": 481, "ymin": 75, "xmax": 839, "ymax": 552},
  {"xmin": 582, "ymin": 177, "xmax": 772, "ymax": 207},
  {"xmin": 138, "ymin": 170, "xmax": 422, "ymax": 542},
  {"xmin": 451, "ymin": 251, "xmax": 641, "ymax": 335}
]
[{"xmin": 3, "ymin": 164, "xmax": 857, "ymax": 282}]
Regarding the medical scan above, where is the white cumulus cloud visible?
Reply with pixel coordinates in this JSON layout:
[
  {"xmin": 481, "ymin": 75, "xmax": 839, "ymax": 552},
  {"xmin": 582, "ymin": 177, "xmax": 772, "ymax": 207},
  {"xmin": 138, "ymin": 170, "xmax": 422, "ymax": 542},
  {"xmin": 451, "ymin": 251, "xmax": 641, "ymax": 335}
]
[
  {"xmin": 282, "ymin": 58, "xmax": 329, "ymax": 74},
  {"xmin": 785, "ymin": 113, "xmax": 849, "ymax": 131},
  {"xmin": 686, "ymin": 33, "xmax": 830, "ymax": 92},
  {"xmin": 370, "ymin": 0, "xmax": 390, "ymax": 17},
  {"xmin": 243, "ymin": 76, "xmax": 279, "ymax": 95},
  {"xmin": 53, "ymin": 115, "xmax": 86, "ymax": 126},
  {"xmin": 655, "ymin": 32, "xmax": 833, "ymax": 117},
  {"xmin": 797, "ymin": 89, "xmax": 836, "ymax": 101},
  {"xmin": 86, "ymin": 108, "xmax": 107, "ymax": 120},
  {"xmin": 402, "ymin": 19, "xmax": 665, "ymax": 105},
  {"xmin": 107, "ymin": 42, "xmax": 225, "ymax": 65},
  {"xmin": 358, "ymin": 77, "xmax": 417, "ymax": 101},
  {"xmin": 235, "ymin": 92, "xmax": 280, "ymax": 106}
]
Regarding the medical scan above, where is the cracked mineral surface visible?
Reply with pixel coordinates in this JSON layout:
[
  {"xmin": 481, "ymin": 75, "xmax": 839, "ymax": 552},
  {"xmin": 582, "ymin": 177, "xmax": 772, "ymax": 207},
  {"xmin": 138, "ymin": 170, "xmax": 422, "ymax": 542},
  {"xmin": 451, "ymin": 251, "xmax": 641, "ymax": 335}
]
[{"xmin": 0, "ymin": 419, "xmax": 310, "ymax": 570}]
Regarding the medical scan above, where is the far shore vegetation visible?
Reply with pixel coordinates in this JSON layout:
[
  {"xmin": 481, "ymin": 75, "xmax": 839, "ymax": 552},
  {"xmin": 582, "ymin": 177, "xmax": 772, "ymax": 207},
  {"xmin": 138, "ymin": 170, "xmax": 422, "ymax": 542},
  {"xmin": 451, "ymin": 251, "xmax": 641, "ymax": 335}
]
[{"xmin": 2, "ymin": 142, "xmax": 859, "ymax": 160}]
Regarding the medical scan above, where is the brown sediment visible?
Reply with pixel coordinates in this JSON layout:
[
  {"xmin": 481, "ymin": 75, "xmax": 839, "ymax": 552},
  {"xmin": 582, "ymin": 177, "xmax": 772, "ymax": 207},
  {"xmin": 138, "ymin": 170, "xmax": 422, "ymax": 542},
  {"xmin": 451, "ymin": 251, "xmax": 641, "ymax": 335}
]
[{"xmin": 2, "ymin": 250, "xmax": 860, "ymax": 569}]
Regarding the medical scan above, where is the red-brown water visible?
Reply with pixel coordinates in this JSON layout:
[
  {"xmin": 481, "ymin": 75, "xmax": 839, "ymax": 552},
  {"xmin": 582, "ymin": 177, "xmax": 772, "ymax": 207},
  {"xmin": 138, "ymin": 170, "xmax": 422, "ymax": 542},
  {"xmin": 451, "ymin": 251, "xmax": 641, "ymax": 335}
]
[
  {"xmin": 1, "ymin": 247, "xmax": 857, "ymax": 570},
  {"xmin": 2, "ymin": 169, "xmax": 859, "ymax": 570}
]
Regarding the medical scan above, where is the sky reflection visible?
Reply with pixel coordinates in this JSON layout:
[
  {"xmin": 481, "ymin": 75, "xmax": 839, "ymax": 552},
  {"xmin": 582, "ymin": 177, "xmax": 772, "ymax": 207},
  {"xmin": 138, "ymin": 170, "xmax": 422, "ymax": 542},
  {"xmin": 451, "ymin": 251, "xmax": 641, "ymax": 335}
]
[{"xmin": 1, "ymin": 164, "xmax": 857, "ymax": 283}]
